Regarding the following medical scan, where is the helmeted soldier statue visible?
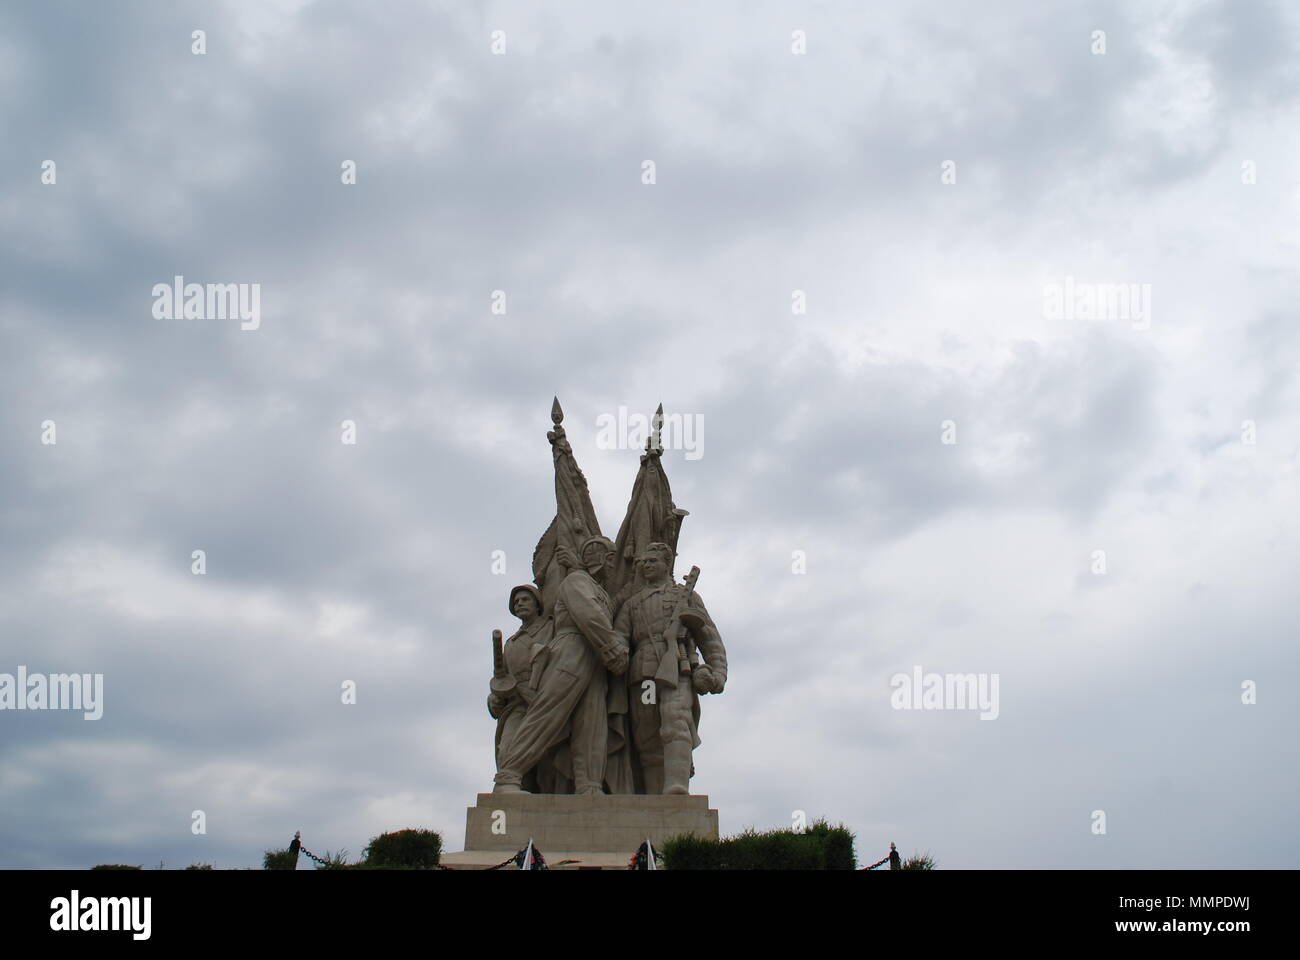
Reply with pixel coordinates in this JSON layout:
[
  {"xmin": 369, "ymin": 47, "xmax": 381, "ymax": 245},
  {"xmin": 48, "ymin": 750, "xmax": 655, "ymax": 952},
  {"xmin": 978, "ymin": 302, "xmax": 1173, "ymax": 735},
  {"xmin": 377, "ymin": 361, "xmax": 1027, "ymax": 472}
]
[
  {"xmin": 614, "ymin": 542, "xmax": 727, "ymax": 794},
  {"xmin": 487, "ymin": 584, "xmax": 566, "ymax": 793},
  {"xmin": 492, "ymin": 535, "xmax": 628, "ymax": 795}
]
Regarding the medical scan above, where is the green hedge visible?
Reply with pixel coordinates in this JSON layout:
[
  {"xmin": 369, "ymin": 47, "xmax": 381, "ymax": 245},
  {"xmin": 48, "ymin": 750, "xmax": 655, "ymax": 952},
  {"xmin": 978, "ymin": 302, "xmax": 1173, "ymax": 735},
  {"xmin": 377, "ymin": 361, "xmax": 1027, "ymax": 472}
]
[
  {"xmin": 263, "ymin": 848, "xmax": 298, "ymax": 870},
  {"xmin": 362, "ymin": 829, "xmax": 442, "ymax": 869},
  {"xmin": 662, "ymin": 820, "xmax": 855, "ymax": 870}
]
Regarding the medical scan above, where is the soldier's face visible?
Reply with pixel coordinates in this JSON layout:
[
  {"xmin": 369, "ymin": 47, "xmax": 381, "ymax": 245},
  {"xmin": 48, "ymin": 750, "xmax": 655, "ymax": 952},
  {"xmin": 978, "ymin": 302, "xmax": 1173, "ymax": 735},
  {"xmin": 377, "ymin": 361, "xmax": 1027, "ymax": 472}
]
[
  {"xmin": 512, "ymin": 593, "xmax": 538, "ymax": 621},
  {"xmin": 640, "ymin": 555, "xmax": 668, "ymax": 582}
]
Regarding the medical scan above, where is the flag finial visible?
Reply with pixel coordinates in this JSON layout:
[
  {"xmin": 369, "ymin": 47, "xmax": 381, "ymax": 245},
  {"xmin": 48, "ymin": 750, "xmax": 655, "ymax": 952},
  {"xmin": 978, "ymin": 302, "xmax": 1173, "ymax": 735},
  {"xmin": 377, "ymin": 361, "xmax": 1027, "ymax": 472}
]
[{"xmin": 646, "ymin": 402, "xmax": 664, "ymax": 453}]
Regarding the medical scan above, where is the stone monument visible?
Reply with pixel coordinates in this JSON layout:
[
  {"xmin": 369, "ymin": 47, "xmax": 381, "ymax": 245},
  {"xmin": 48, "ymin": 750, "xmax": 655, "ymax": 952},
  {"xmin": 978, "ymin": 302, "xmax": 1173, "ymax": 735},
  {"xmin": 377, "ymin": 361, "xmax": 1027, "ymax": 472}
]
[{"xmin": 442, "ymin": 399, "xmax": 726, "ymax": 869}]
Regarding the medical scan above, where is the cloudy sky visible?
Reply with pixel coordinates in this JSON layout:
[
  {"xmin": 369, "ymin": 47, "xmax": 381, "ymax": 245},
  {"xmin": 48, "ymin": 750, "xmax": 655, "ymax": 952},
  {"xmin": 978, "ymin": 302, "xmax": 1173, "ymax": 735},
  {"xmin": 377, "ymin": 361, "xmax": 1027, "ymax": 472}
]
[{"xmin": 2, "ymin": 0, "xmax": 1297, "ymax": 869}]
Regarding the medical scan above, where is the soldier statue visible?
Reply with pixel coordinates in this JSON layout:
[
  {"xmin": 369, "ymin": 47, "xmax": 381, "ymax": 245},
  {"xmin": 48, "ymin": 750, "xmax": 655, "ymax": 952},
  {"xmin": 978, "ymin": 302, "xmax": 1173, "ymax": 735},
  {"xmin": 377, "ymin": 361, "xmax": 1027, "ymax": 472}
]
[
  {"xmin": 482, "ymin": 401, "xmax": 727, "ymax": 798},
  {"xmin": 492, "ymin": 536, "xmax": 628, "ymax": 794},
  {"xmin": 487, "ymin": 584, "xmax": 565, "ymax": 793},
  {"xmin": 613, "ymin": 542, "xmax": 727, "ymax": 794}
]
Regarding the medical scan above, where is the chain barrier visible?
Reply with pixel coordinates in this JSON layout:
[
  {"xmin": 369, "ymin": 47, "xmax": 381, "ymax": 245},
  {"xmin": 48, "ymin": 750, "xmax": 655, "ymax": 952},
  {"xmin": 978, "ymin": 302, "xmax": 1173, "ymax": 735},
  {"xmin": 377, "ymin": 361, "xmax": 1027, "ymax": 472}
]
[
  {"xmin": 862, "ymin": 841, "xmax": 903, "ymax": 870},
  {"xmin": 292, "ymin": 834, "xmax": 546, "ymax": 871},
  {"xmin": 484, "ymin": 842, "xmax": 550, "ymax": 870},
  {"xmin": 298, "ymin": 845, "xmax": 332, "ymax": 867},
  {"xmin": 484, "ymin": 852, "xmax": 520, "ymax": 871},
  {"xmin": 291, "ymin": 835, "xmax": 451, "ymax": 869}
]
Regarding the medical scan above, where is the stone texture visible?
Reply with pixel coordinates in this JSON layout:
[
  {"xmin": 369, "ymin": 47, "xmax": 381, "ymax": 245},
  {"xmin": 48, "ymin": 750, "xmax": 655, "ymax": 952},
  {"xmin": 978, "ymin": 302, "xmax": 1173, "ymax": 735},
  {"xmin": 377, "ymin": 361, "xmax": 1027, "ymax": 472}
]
[{"xmin": 463, "ymin": 792, "xmax": 718, "ymax": 854}]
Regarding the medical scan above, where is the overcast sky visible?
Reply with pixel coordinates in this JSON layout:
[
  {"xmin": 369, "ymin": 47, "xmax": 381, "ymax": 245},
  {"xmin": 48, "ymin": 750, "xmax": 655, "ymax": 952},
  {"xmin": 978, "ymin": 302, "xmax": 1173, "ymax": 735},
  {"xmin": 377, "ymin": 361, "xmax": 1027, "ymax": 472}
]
[{"xmin": 2, "ymin": 0, "xmax": 1297, "ymax": 869}]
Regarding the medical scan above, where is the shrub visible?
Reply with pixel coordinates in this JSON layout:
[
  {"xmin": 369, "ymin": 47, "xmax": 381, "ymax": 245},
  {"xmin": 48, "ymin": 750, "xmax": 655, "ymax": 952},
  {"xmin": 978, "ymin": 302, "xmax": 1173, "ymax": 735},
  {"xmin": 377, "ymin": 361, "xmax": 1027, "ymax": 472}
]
[
  {"xmin": 184, "ymin": 863, "xmax": 214, "ymax": 870},
  {"xmin": 361, "ymin": 829, "xmax": 442, "ymax": 869},
  {"xmin": 808, "ymin": 820, "xmax": 856, "ymax": 869},
  {"xmin": 263, "ymin": 848, "xmax": 299, "ymax": 870},
  {"xmin": 90, "ymin": 864, "xmax": 142, "ymax": 870},
  {"xmin": 659, "ymin": 833, "xmax": 722, "ymax": 870},
  {"xmin": 662, "ymin": 819, "xmax": 855, "ymax": 870},
  {"xmin": 900, "ymin": 852, "xmax": 937, "ymax": 870},
  {"xmin": 312, "ymin": 848, "xmax": 352, "ymax": 870}
]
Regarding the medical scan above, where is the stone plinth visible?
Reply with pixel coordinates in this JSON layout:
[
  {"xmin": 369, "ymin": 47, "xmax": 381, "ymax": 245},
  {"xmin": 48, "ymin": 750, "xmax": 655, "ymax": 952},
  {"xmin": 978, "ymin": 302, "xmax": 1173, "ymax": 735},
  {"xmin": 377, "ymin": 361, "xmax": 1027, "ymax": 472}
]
[{"xmin": 460, "ymin": 792, "xmax": 718, "ymax": 858}]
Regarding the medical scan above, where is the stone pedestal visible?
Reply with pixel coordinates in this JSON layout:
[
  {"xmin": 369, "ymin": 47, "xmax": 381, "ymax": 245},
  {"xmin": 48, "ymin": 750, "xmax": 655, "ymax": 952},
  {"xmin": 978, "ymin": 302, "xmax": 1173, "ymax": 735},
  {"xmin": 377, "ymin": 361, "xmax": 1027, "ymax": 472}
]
[{"xmin": 440, "ymin": 793, "xmax": 719, "ymax": 869}]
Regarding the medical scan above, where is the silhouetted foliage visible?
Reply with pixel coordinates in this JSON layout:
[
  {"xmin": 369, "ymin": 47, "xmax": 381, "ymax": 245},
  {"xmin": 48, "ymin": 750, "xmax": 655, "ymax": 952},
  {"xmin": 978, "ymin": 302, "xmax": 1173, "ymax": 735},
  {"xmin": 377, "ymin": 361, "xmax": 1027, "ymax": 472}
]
[
  {"xmin": 311, "ymin": 848, "xmax": 352, "ymax": 870},
  {"xmin": 662, "ymin": 819, "xmax": 855, "ymax": 870},
  {"xmin": 361, "ymin": 829, "xmax": 442, "ymax": 869},
  {"xmin": 263, "ymin": 848, "xmax": 298, "ymax": 870},
  {"xmin": 900, "ymin": 852, "xmax": 937, "ymax": 870}
]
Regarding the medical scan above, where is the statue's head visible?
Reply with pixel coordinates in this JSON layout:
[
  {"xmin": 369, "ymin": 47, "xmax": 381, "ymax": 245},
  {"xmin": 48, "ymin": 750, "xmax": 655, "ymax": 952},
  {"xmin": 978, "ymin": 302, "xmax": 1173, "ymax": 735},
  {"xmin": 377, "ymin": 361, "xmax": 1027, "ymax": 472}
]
[
  {"xmin": 579, "ymin": 535, "xmax": 617, "ymax": 578},
  {"xmin": 508, "ymin": 584, "xmax": 543, "ymax": 622},
  {"xmin": 638, "ymin": 542, "xmax": 674, "ymax": 583}
]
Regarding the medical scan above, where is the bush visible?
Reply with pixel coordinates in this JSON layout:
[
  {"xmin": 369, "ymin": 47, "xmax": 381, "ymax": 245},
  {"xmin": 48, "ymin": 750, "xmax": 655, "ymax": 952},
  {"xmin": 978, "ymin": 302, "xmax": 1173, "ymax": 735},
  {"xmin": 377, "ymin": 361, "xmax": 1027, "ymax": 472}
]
[
  {"xmin": 361, "ymin": 829, "xmax": 442, "ymax": 869},
  {"xmin": 900, "ymin": 852, "xmax": 937, "ymax": 870},
  {"xmin": 90, "ymin": 864, "xmax": 142, "ymax": 870},
  {"xmin": 184, "ymin": 863, "xmax": 214, "ymax": 870},
  {"xmin": 312, "ymin": 849, "xmax": 352, "ymax": 870},
  {"xmin": 659, "ymin": 833, "xmax": 722, "ymax": 870},
  {"xmin": 263, "ymin": 848, "xmax": 299, "ymax": 870},
  {"xmin": 810, "ymin": 820, "xmax": 856, "ymax": 870},
  {"xmin": 662, "ymin": 819, "xmax": 855, "ymax": 870}
]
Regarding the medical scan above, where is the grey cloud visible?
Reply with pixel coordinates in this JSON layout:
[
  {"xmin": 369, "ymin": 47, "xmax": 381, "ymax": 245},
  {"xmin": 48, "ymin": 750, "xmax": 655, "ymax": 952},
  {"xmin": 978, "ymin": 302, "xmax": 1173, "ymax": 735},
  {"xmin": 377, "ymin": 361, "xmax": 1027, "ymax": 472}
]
[{"xmin": 1, "ymin": 0, "xmax": 1296, "ymax": 870}]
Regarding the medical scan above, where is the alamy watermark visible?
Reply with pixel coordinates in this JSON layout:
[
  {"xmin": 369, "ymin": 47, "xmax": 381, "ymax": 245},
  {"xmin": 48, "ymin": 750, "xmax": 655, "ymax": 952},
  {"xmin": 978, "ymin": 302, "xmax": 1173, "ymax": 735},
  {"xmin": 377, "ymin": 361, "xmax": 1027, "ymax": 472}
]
[
  {"xmin": 1043, "ymin": 276, "xmax": 1150, "ymax": 330},
  {"xmin": 152, "ymin": 275, "xmax": 260, "ymax": 330},
  {"xmin": 50, "ymin": 891, "xmax": 150, "ymax": 940},
  {"xmin": 0, "ymin": 666, "xmax": 103, "ymax": 719},
  {"xmin": 890, "ymin": 666, "xmax": 999, "ymax": 720},
  {"xmin": 595, "ymin": 406, "xmax": 703, "ymax": 460}
]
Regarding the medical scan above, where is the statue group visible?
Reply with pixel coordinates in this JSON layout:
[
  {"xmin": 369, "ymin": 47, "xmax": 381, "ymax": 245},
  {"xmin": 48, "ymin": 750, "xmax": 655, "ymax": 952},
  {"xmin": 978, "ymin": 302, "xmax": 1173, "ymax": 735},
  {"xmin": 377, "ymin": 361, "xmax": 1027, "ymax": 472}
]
[{"xmin": 486, "ymin": 400, "xmax": 728, "ymax": 796}]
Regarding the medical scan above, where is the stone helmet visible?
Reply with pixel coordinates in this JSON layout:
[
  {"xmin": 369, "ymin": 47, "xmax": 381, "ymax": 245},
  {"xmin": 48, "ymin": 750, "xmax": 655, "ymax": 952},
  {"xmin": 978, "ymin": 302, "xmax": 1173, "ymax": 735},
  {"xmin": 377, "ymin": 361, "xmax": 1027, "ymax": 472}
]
[{"xmin": 578, "ymin": 535, "xmax": 616, "ymax": 564}]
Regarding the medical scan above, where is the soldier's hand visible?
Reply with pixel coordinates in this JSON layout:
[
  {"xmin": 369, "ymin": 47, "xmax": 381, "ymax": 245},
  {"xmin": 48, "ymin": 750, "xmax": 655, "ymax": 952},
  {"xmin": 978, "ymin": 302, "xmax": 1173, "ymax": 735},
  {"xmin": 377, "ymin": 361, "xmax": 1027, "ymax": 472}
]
[
  {"xmin": 693, "ymin": 666, "xmax": 724, "ymax": 694},
  {"xmin": 692, "ymin": 667, "xmax": 713, "ymax": 694},
  {"xmin": 488, "ymin": 692, "xmax": 507, "ymax": 714},
  {"xmin": 602, "ymin": 644, "xmax": 629, "ymax": 676},
  {"xmin": 555, "ymin": 544, "xmax": 578, "ymax": 570}
]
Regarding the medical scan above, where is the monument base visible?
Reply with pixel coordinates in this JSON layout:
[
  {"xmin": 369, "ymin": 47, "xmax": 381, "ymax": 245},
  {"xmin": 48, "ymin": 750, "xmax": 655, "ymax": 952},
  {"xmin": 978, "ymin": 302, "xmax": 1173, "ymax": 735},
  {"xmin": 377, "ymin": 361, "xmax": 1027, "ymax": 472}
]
[{"xmin": 442, "ymin": 792, "xmax": 719, "ymax": 870}]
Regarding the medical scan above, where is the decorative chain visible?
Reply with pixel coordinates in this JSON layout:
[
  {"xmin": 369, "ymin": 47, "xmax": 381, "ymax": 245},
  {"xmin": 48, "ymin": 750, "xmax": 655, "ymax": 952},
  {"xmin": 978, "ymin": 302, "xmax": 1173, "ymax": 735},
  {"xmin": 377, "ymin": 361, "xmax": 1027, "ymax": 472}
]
[
  {"xmin": 296, "ymin": 839, "xmax": 451, "ymax": 869},
  {"xmin": 298, "ymin": 845, "xmax": 332, "ymax": 867}
]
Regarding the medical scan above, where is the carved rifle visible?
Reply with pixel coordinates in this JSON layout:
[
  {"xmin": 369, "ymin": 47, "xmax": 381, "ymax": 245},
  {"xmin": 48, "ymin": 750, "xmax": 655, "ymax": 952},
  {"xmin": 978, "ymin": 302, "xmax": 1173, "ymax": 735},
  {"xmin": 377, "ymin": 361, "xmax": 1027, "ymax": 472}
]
[{"xmin": 653, "ymin": 566, "xmax": 702, "ymax": 688}]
